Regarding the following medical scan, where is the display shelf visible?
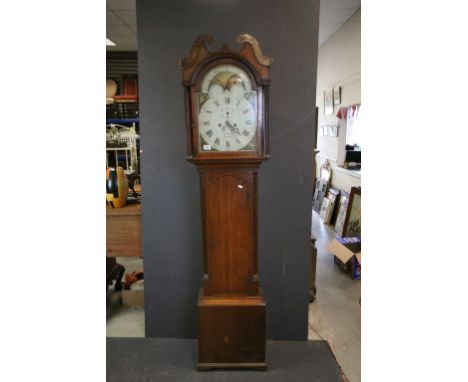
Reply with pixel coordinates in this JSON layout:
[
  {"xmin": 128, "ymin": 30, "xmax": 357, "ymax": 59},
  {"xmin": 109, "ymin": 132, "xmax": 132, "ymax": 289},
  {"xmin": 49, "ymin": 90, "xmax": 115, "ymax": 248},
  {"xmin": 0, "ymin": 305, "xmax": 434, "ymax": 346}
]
[{"xmin": 106, "ymin": 118, "xmax": 139, "ymax": 125}]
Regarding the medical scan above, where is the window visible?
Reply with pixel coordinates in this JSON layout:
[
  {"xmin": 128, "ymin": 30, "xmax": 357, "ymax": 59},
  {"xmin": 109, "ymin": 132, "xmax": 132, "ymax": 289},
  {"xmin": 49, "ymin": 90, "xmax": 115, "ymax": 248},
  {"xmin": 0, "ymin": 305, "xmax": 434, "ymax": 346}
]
[
  {"xmin": 346, "ymin": 105, "xmax": 361, "ymax": 148},
  {"xmin": 336, "ymin": 104, "xmax": 361, "ymax": 168}
]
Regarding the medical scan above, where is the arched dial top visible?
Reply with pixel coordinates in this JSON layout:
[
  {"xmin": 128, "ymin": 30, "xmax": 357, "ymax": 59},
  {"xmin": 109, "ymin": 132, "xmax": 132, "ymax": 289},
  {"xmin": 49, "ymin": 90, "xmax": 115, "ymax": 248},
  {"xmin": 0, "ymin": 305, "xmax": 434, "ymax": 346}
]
[{"xmin": 197, "ymin": 64, "xmax": 257, "ymax": 152}]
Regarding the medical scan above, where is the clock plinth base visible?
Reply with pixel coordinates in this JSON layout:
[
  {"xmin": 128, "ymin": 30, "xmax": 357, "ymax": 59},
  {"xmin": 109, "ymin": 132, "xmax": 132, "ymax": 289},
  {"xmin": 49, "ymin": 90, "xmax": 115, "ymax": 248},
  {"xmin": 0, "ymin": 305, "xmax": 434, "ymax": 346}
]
[{"xmin": 197, "ymin": 288, "xmax": 266, "ymax": 370}]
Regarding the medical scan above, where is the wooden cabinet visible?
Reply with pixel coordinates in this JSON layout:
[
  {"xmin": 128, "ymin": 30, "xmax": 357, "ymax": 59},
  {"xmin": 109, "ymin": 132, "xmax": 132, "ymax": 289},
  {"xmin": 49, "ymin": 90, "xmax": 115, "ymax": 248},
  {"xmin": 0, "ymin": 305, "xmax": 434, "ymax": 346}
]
[{"xmin": 106, "ymin": 204, "xmax": 142, "ymax": 258}]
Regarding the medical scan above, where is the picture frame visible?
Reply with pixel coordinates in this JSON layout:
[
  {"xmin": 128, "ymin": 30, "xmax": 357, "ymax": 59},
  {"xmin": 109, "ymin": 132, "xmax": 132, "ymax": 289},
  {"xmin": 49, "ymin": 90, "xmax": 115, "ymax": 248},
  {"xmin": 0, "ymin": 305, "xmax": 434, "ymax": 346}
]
[
  {"xmin": 342, "ymin": 187, "xmax": 361, "ymax": 237},
  {"xmin": 326, "ymin": 187, "xmax": 340, "ymax": 225},
  {"xmin": 324, "ymin": 88, "xmax": 333, "ymax": 116},
  {"xmin": 312, "ymin": 160, "xmax": 332, "ymax": 213},
  {"xmin": 334, "ymin": 190, "xmax": 349, "ymax": 236},
  {"xmin": 328, "ymin": 125, "xmax": 338, "ymax": 137},
  {"xmin": 312, "ymin": 177, "xmax": 328, "ymax": 213},
  {"xmin": 333, "ymin": 86, "xmax": 341, "ymax": 106},
  {"xmin": 324, "ymin": 198, "xmax": 335, "ymax": 224},
  {"xmin": 320, "ymin": 124, "xmax": 339, "ymax": 137},
  {"xmin": 319, "ymin": 197, "xmax": 331, "ymax": 221}
]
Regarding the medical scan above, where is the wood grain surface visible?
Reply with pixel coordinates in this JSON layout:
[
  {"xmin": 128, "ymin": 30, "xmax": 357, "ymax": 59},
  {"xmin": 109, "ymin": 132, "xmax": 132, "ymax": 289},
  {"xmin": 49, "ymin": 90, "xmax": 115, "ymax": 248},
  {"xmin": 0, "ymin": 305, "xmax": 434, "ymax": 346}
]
[{"xmin": 106, "ymin": 204, "xmax": 142, "ymax": 257}]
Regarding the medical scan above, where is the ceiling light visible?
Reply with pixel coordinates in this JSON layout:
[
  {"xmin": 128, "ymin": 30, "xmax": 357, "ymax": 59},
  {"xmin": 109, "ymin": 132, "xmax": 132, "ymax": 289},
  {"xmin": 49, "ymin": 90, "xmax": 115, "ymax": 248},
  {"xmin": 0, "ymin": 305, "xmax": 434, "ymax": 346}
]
[{"xmin": 106, "ymin": 38, "xmax": 116, "ymax": 46}]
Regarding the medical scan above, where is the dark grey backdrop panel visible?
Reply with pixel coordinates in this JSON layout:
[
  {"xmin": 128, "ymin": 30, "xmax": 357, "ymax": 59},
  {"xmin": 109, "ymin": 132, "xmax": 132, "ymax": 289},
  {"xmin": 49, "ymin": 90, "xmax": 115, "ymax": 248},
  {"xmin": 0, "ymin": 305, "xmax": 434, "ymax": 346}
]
[{"xmin": 137, "ymin": 0, "xmax": 319, "ymax": 341}]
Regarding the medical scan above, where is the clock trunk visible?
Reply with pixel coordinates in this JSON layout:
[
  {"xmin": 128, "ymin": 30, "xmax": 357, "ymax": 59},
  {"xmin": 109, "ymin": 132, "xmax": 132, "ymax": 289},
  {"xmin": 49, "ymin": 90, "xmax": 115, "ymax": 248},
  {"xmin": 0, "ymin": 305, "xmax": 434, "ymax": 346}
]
[{"xmin": 199, "ymin": 164, "xmax": 260, "ymax": 296}]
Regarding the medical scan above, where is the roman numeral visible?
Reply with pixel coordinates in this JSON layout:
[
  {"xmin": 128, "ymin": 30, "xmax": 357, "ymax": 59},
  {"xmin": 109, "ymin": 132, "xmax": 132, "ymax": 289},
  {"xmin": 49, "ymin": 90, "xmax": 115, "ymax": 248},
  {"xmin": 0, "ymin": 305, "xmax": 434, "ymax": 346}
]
[
  {"xmin": 214, "ymin": 100, "xmax": 220, "ymax": 107},
  {"xmin": 215, "ymin": 137, "xmax": 220, "ymax": 145},
  {"xmin": 205, "ymin": 110, "xmax": 212, "ymax": 113},
  {"xmin": 206, "ymin": 130, "xmax": 213, "ymax": 137},
  {"xmin": 243, "ymin": 109, "xmax": 249, "ymax": 114},
  {"xmin": 226, "ymin": 140, "xmax": 231, "ymax": 149},
  {"xmin": 245, "ymin": 120, "xmax": 253, "ymax": 125},
  {"xmin": 203, "ymin": 121, "xmax": 210, "ymax": 126},
  {"xmin": 225, "ymin": 97, "xmax": 230, "ymax": 104},
  {"xmin": 242, "ymin": 130, "xmax": 249, "ymax": 136}
]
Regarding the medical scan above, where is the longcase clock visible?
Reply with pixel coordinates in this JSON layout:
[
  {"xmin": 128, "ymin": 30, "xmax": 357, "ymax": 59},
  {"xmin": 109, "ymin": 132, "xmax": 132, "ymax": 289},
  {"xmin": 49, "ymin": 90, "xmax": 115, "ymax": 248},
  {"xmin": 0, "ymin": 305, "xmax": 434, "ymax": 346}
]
[{"xmin": 180, "ymin": 34, "xmax": 273, "ymax": 370}]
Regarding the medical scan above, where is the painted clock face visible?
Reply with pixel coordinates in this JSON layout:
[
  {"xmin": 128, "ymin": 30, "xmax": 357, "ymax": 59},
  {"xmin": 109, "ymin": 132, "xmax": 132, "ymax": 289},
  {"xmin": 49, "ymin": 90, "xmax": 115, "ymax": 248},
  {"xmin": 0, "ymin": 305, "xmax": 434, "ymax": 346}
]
[{"xmin": 198, "ymin": 64, "xmax": 257, "ymax": 152}]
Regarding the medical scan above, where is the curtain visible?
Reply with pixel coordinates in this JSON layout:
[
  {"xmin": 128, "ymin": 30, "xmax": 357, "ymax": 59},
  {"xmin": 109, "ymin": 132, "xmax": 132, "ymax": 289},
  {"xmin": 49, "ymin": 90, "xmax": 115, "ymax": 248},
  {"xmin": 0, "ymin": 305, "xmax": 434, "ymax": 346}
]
[{"xmin": 336, "ymin": 104, "xmax": 361, "ymax": 146}]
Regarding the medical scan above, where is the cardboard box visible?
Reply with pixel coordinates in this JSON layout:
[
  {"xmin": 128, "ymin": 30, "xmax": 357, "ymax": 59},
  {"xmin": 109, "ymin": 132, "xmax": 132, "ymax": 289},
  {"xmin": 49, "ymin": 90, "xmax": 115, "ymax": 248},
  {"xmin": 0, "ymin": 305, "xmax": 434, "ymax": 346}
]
[
  {"xmin": 333, "ymin": 255, "xmax": 360, "ymax": 280},
  {"xmin": 327, "ymin": 237, "xmax": 361, "ymax": 280},
  {"xmin": 122, "ymin": 289, "xmax": 145, "ymax": 307}
]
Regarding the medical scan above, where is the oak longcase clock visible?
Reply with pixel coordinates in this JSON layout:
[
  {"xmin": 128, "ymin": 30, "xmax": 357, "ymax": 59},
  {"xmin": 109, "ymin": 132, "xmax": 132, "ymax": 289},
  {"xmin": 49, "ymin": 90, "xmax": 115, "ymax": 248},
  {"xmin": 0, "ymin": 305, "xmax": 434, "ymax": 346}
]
[{"xmin": 180, "ymin": 34, "xmax": 273, "ymax": 370}]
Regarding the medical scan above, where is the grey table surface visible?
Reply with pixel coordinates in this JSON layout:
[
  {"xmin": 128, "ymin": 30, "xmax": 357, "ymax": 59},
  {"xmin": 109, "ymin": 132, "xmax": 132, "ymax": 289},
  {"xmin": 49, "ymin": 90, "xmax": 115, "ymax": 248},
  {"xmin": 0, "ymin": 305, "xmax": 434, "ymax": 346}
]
[{"xmin": 107, "ymin": 337, "xmax": 346, "ymax": 381}]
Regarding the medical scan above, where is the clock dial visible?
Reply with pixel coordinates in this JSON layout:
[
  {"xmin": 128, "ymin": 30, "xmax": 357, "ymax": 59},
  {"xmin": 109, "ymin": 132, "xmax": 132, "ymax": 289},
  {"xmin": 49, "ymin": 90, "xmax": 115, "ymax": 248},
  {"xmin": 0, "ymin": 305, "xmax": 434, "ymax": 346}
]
[{"xmin": 198, "ymin": 65, "xmax": 257, "ymax": 152}]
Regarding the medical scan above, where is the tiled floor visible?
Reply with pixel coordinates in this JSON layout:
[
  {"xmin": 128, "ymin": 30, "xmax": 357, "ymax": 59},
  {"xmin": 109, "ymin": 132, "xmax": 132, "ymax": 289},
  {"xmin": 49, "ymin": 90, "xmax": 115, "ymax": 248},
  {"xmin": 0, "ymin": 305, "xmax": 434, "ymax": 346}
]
[
  {"xmin": 107, "ymin": 211, "xmax": 360, "ymax": 380},
  {"xmin": 106, "ymin": 257, "xmax": 145, "ymax": 337}
]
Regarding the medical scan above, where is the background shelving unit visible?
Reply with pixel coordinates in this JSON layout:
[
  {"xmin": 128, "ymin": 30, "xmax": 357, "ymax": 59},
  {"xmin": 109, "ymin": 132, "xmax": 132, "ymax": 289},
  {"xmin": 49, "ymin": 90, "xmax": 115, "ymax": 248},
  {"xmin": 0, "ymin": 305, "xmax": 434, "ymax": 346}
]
[{"xmin": 106, "ymin": 51, "xmax": 140, "ymax": 177}]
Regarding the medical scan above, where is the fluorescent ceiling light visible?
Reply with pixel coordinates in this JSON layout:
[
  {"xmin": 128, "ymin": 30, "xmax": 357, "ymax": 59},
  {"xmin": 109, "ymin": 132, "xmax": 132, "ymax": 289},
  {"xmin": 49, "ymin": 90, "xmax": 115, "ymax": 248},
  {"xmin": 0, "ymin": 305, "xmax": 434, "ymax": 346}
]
[{"xmin": 106, "ymin": 38, "xmax": 116, "ymax": 46}]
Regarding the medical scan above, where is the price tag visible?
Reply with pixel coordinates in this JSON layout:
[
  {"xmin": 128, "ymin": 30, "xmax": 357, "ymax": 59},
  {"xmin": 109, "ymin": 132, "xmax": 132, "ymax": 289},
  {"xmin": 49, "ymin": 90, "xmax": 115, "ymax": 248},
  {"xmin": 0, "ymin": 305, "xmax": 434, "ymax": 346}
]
[{"xmin": 203, "ymin": 144, "xmax": 211, "ymax": 151}]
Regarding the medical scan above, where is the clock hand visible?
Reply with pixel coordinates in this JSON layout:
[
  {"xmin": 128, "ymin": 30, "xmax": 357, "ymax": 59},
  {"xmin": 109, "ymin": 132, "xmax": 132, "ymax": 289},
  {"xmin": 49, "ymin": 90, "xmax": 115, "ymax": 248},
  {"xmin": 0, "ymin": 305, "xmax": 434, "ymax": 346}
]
[
  {"xmin": 222, "ymin": 122, "xmax": 231, "ymax": 133},
  {"xmin": 224, "ymin": 121, "xmax": 234, "ymax": 132},
  {"xmin": 225, "ymin": 121, "xmax": 241, "ymax": 135}
]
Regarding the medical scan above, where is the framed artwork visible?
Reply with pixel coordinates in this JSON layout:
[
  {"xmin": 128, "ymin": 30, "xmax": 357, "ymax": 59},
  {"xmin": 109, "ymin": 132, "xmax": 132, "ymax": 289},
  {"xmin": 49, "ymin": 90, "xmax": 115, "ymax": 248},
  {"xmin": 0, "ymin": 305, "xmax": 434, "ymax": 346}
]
[
  {"xmin": 334, "ymin": 191, "xmax": 349, "ymax": 236},
  {"xmin": 312, "ymin": 179, "xmax": 321, "ymax": 212},
  {"xmin": 324, "ymin": 88, "xmax": 333, "ymax": 116},
  {"xmin": 326, "ymin": 187, "xmax": 340, "ymax": 225},
  {"xmin": 312, "ymin": 178, "xmax": 327, "ymax": 213},
  {"xmin": 327, "ymin": 125, "xmax": 338, "ymax": 137},
  {"xmin": 323, "ymin": 198, "xmax": 335, "ymax": 224},
  {"xmin": 319, "ymin": 197, "xmax": 331, "ymax": 221},
  {"xmin": 333, "ymin": 86, "xmax": 341, "ymax": 106},
  {"xmin": 342, "ymin": 187, "xmax": 361, "ymax": 237},
  {"xmin": 312, "ymin": 161, "xmax": 332, "ymax": 213},
  {"xmin": 320, "ymin": 125, "xmax": 339, "ymax": 137}
]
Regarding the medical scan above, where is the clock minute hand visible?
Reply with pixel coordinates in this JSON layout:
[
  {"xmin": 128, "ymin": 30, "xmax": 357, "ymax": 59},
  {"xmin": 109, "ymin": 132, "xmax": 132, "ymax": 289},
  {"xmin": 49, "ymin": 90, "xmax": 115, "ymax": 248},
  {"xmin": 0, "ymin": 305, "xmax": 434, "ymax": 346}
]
[{"xmin": 225, "ymin": 121, "xmax": 240, "ymax": 135}]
